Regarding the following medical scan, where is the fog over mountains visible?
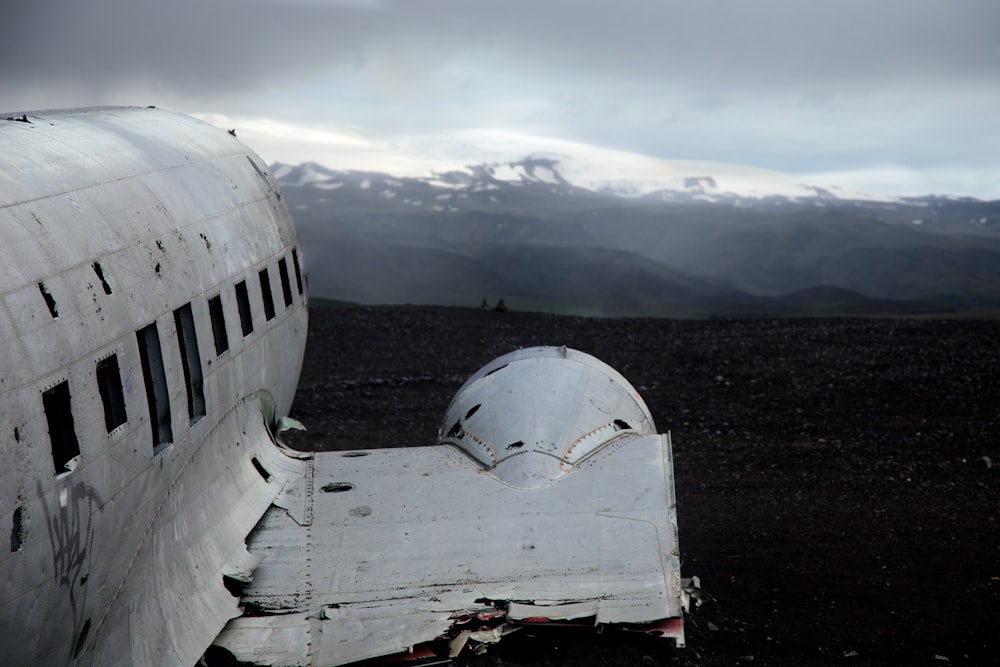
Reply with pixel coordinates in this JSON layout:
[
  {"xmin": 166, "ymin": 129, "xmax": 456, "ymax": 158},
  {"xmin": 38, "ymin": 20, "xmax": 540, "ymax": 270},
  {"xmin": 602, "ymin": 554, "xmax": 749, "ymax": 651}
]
[{"xmin": 276, "ymin": 157, "xmax": 1000, "ymax": 317}]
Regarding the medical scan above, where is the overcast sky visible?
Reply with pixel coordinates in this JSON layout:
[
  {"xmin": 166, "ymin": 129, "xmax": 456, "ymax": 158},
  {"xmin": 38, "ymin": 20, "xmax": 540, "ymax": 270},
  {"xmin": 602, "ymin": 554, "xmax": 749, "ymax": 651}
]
[{"xmin": 3, "ymin": 0, "xmax": 998, "ymax": 198}]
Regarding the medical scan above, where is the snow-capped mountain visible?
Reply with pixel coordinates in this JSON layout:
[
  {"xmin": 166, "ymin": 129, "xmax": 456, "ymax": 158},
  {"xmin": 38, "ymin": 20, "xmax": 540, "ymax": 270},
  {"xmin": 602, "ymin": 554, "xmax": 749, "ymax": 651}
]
[
  {"xmin": 274, "ymin": 155, "xmax": 998, "ymax": 236},
  {"xmin": 272, "ymin": 153, "xmax": 999, "ymax": 220},
  {"xmin": 272, "ymin": 154, "xmax": 908, "ymax": 205},
  {"xmin": 274, "ymin": 155, "xmax": 1000, "ymax": 317}
]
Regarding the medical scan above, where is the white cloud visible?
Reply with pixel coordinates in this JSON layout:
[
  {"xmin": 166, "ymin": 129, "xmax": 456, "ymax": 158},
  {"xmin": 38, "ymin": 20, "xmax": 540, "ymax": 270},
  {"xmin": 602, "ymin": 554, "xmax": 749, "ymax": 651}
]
[
  {"xmin": 193, "ymin": 113, "xmax": 456, "ymax": 175},
  {"xmin": 801, "ymin": 167, "xmax": 1000, "ymax": 200},
  {"xmin": 197, "ymin": 113, "xmax": 1000, "ymax": 200}
]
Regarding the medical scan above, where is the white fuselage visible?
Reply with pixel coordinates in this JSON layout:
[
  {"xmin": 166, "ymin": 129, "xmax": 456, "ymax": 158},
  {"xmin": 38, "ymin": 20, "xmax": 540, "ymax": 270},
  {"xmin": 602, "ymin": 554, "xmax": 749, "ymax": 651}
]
[
  {"xmin": 0, "ymin": 107, "xmax": 689, "ymax": 667},
  {"xmin": 0, "ymin": 108, "xmax": 308, "ymax": 666}
]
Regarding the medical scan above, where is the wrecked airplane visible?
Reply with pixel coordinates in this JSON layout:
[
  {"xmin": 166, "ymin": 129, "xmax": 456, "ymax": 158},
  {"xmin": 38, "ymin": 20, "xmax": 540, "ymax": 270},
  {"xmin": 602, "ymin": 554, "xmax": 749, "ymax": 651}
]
[{"xmin": 0, "ymin": 107, "xmax": 692, "ymax": 666}]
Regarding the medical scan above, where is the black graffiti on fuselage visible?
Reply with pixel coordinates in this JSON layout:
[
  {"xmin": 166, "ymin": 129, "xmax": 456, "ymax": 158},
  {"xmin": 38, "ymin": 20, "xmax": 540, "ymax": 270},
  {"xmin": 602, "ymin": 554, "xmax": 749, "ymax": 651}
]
[{"xmin": 37, "ymin": 479, "xmax": 104, "ymax": 655}]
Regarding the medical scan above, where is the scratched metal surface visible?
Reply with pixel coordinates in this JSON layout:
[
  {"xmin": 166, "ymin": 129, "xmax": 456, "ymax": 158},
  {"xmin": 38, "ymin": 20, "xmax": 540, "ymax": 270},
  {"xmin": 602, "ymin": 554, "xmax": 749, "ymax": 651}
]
[
  {"xmin": 215, "ymin": 348, "xmax": 684, "ymax": 666},
  {"xmin": 0, "ymin": 108, "xmax": 308, "ymax": 665},
  {"xmin": 437, "ymin": 346, "xmax": 657, "ymax": 488}
]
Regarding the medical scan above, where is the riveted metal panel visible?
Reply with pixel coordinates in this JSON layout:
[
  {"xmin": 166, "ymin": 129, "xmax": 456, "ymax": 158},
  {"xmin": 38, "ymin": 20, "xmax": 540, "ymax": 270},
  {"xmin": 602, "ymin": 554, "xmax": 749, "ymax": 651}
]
[
  {"xmin": 216, "ymin": 348, "xmax": 685, "ymax": 665},
  {"xmin": 1, "ymin": 107, "xmax": 308, "ymax": 665},
  {"xmin": 218, "ymin": 433, "xmax": 684, "ymax": 665}
]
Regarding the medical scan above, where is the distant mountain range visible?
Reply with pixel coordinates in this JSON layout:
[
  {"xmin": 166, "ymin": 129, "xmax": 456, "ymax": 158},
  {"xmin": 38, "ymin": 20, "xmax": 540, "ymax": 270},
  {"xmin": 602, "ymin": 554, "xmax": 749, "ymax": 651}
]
[{"xmin": 275, "ymin": 158, "xmax": 1000, "ymax": 317}]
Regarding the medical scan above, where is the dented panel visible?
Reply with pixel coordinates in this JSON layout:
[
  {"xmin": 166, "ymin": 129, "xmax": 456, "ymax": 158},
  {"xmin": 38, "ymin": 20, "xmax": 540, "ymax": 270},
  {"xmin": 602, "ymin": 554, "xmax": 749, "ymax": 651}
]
[
  {"xmin": 0, "ymin": 109, "xmax": 687, "ymax": 667},
  {"xmin": 0, "ymin": 108, "xmax": 308, "ymax": 666},
  {"xmin": 438, "ymin": 346, "xmax": 656, "ymax": 488},
  {"xmin": 215, "ymin": 348, "xmax": 686, "ymax": 665}
]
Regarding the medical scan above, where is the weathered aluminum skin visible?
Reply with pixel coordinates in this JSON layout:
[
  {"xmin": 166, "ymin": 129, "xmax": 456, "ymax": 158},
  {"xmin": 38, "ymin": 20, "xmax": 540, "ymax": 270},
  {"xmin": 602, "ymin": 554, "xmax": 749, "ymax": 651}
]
[
  {"xmin": 439, "ymin": 346, "xmax": 657, "ymax": 488},
  {"xmin": 215, "ymin": 347, "xmax": 685, "ymax": 665},
  {"xmin": 0, "ymin": 108, "xmax": 308, "ymax": 665}
]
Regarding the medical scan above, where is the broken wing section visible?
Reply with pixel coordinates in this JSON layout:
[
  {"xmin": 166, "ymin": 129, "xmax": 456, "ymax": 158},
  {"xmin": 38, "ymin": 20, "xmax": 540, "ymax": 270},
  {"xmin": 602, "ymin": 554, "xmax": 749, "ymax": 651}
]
[
  {"xmin": 214, "ymin": 435, "xmax": 683, "ymax": 665},
  {"xmin": 213, "ymin": 347, "xmax": 687, "ymax": 665}
]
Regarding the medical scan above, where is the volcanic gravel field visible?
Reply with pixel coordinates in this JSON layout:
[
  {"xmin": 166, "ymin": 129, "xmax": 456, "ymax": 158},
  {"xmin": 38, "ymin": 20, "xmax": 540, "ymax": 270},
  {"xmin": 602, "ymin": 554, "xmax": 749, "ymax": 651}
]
[{"xmin": 283, "ymin": 305, "xmax": 1000, "ymax": 667}]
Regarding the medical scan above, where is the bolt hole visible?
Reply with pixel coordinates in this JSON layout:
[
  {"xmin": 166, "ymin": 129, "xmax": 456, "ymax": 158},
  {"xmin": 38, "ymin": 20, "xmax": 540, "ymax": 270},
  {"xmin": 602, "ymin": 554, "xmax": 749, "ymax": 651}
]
[
  {"xmin": 483, "ymin": 363, "xmax": 508, "ymax": 378},
  {"xmin": 10, "ymin": 506, "xmax": 25, "ymax": 552},
  {"xmin": 251, "ymin": 456, "xmax": 271, "ymax": 481},
  {"xmin": 39, "ymin": 282, "xmax": 58, "ymax": 318},
  {"xmin": 92, "ymin": 262, "xmax": 112, "ymax": 295},
  {"xmin": 322, "ymin": 482, "xmax": 354, "ymax": 493},
  {"xmin": 73, "ymin": 618, "xmax": 92, "ymax": 658}
]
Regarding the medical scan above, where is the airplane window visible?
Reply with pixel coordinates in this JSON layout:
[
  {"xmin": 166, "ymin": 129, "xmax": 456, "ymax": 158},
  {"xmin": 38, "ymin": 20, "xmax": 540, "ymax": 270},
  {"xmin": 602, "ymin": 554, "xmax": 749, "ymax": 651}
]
[
  {"xmin": 96, "ymin": 355, "xmax": 127, "ymax": 432},
  {"xmin": 235, "ymin": 280, "xmax": 254, "ymax": 336},
  {"xmin": 43, "ymin": 380, "xmax": 81, "ymax": 474},
  {"xmin": 208, "ymin": 295, "xmax": 230, "ymax": 355},
  {"xmin": 278, "ymin": 258, "xmax": 293, "ymax": 308},
  {"xmin": 291, "ymin": 248, "xmax": 304, "ymax": 296},
  {"xmin": 174, "ymin": 304, "xmax": 206, "ymax": 423},
  {"xmin": 259, "ymin": 268, "xmax": 276, "ymax": 321},
  {"xmin": 137, "ymin": 323, "xmax": 173, "ymax": 452}
]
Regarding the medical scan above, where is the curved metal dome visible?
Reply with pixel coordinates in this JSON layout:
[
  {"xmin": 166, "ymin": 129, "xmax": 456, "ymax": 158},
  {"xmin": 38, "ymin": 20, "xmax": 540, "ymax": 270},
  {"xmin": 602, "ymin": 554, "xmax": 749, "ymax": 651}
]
[{"xmin": 437, "ymin": 346, "xmax": 656, "ymax": 489}]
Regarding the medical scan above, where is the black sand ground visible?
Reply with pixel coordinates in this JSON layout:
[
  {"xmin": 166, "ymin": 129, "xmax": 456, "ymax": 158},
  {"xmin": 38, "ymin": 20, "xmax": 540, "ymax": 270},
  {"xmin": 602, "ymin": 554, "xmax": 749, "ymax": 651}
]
[{"xmin": 284, "ymin": 305, "xmax": 1000, "ymax": 667}]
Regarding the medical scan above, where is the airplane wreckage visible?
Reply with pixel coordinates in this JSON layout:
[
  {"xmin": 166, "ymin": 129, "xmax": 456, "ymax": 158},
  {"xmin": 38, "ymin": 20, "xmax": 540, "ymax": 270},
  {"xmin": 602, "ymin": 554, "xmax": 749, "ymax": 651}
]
[{"xmin": 0, "ymin": 107, "xmax": 697, "ymax": 666}]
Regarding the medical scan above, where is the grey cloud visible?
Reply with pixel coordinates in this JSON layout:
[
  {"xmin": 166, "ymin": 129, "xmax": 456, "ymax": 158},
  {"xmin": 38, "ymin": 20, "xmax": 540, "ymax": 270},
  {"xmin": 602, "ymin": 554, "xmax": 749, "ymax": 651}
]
[
  {"xmin": 2, "ymin": 0, "xmax": 997, "ymax": 196},
  {"xmin": 4, "ymin": 0, "xmax": 997, "ymax": 102},
  {"xmin": 1, "ymin": 0, "xmax": 379, "ymax": 105}
]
